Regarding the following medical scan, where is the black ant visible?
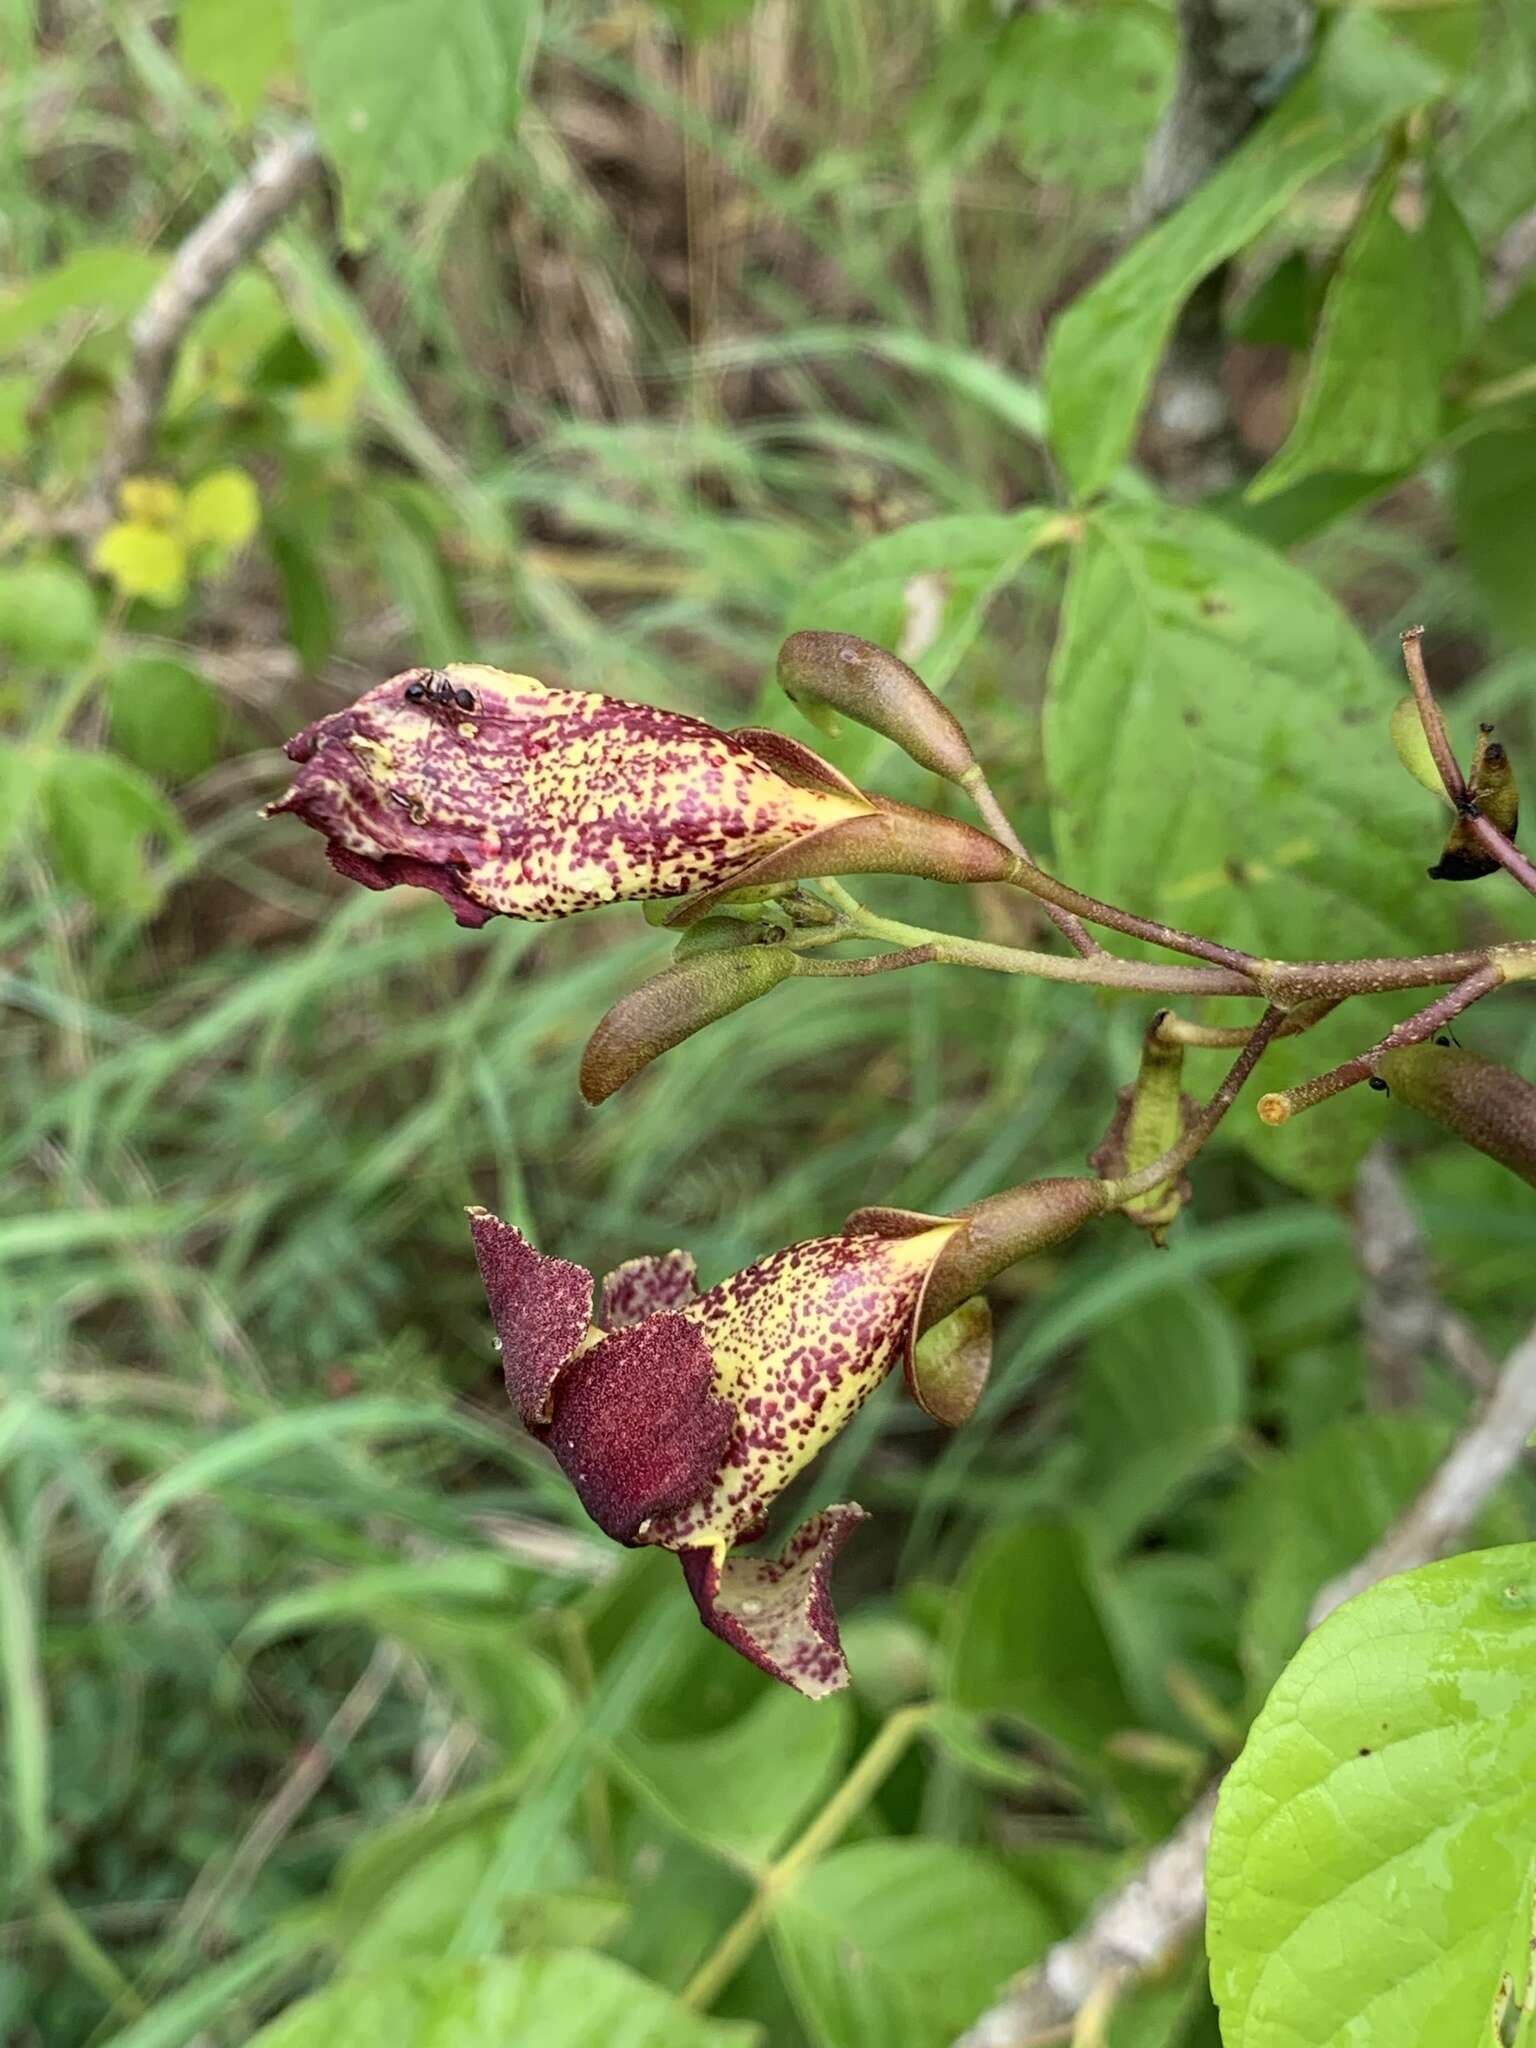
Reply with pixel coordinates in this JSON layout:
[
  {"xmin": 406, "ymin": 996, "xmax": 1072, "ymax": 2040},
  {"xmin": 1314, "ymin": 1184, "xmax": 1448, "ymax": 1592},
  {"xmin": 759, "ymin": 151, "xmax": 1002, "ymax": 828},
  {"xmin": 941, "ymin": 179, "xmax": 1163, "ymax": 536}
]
[{"xmin": 402, "ymin": 670, "xmax": 475, "ymax": 711}]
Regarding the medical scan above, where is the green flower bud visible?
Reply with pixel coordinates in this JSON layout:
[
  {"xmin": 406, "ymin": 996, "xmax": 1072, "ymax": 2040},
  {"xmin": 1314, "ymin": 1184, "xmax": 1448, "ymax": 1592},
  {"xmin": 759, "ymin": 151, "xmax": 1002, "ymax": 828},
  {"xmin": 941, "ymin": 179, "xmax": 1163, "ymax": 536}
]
[
  {"xmin": 579, "ymin": 946, "xmax": 799, "ymax": 1104},
  {"xmin": 1089, "ymin": 1015, "xmax": 1199, "ymax": 1247},
  {"xmin": 1428, "ymin": 724, "xmax": 1520, "ymax": 882},
  {"xmin": 1376, "ymin": 1042, "xmax": 1536, "ymax": 1187},
  {"xmin": 778, "ymin": 631, "xmax": 978, "ymax": 785}
]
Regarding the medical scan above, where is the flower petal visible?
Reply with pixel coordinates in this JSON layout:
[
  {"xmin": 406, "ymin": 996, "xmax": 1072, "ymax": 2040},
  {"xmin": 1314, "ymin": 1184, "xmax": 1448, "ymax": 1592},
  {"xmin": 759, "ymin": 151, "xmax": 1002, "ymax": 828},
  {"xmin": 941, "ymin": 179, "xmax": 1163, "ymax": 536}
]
[
  {"xmin": 908, "ymin": 1295, "xmax": 992, "ymax": 1429},
  {"xmin": 326, "ymin": 843, "xmax": 494, "ymax": 928},
  {"xmin": 679, "ymin": 1505, "xmax": 869, "ymax": 1699},
  {"xmin": 647, "ymin": 1224, "xmax": 958, "ymax": 1552},
  {"xmin": 269, "ymin": 666, "xmax": 867, "ymax": 924},
  {"xmin": 548, "ymin": 1315, "xmax": 734, "ymax": 1544},
  {"xmin": 599, "ymin": 1250, "xmax": 699, "ymax": 1329},
  {"xmin": 467, "ymin": 1208, "xmax": 593, "ymax": 1427}
]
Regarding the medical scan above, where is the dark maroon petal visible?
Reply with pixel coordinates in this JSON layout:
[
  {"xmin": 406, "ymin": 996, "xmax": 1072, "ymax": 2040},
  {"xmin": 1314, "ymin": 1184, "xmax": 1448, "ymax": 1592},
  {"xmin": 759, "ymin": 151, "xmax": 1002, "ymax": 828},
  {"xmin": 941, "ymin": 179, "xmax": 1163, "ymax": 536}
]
[
  {"xmin": 327, "ymin": 845, "xmax": 494, "ymax": 928},
  {"xmin": 678, "ymin": 1504, "xmax": 869, "ymax": 1698},
  {"xmin": 548, "ymin": 1316, "xmax": 733, "ymax": 1545},
  {"xmin": 599, "ymin": 1250, "xmax": 699, "ymax": 1329},
  {"xmin": 467, "ymin": 1208, "xmax": 593, "ymax": 1428}
]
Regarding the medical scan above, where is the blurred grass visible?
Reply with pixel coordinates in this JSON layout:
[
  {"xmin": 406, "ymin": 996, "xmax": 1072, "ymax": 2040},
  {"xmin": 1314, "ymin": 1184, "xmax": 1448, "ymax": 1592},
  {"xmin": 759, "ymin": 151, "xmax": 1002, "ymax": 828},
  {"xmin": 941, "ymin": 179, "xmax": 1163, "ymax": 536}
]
[{"xmin": 4, "ymin": 3, "xmax": 1536, "ymax": 2044}]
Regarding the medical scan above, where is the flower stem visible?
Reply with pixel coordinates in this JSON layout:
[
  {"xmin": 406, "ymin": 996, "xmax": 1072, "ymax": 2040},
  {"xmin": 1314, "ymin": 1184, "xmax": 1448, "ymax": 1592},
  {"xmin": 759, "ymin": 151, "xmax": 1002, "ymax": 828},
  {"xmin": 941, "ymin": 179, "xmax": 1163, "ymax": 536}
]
[
  {"xmin": 679, "ymin": 1704, "xmax": 932, "ymax": 2013},
  {"xmin": 1002, "ymin": 854, "xmax": 1257, "ymax": 972},
  {"xmin": 958, "ymin": 764, "xmax": 1100, "ymax": 958},
  {"xmin": 1401, "ymin": 625, "xmax": 1466, "ymax": 807}
]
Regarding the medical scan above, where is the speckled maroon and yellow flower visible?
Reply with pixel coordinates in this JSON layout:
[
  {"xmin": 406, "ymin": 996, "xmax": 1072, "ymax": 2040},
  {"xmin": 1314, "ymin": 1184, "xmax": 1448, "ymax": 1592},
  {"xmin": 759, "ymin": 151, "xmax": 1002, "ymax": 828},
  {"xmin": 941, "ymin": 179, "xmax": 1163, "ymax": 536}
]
[
  {"xmin": 267, "ymin": 662, "xmax": 1015, "ymax": 925},
  {"xmin": 469, "ymin": 1206, "xmax": 964, "ymax": 1697}
]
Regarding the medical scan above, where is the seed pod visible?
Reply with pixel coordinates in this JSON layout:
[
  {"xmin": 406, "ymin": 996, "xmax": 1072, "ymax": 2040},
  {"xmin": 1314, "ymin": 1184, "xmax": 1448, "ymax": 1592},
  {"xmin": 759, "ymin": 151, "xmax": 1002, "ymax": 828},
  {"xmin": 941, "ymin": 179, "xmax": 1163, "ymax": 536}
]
[
  {"xmin": 1376, "ymin": 1042, "xmax": 1536, "ymax": 1187},
  {"xmin": 579, "ymin": 946, "xmax": 799, "ymax": 1104},
  {"xmin": 1428, "ymin": 725, "xmax": 1520, "ymax": 882},
  {"xmin": 778, "ymin": 631, "xmax": 978, "ymax": 785},
  {"xmin": 1089, "ymin": 1014, "xmax": 1200, "ymax": 1247}
]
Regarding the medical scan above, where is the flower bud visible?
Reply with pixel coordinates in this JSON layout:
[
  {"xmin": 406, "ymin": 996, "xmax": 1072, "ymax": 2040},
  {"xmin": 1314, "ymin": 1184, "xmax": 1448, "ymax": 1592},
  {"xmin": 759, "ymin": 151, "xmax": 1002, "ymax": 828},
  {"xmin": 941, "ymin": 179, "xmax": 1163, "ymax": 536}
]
[
  {"xmin": 1428, "ymin": 725, "xmax": 1520, "ymax": 882},
  {"xmin": 778, "ymin": 631, "xmax": 978, "ymax": 785},
  {"xmin": 1089, "ymin": 1015, "xmax": 1199, "ymax": 1247},
  {"xmin": 1376, "ymin": 1042, "xmax": 1536, "ymax": 1187},
  {"xmin": 667, "ymin": 798, "xmax": 1016, "ymax": 927},
  {"xmin": 579, "ymin": 945, "xmax": 799, "ymax": 1104}
]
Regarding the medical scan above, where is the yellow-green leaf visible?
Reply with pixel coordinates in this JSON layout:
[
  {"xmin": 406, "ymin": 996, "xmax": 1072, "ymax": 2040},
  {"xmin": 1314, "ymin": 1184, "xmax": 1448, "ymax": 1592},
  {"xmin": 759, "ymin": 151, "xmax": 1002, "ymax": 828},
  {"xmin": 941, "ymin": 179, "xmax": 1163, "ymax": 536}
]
[
  {"xmin": 92, "ymin": 522, "xmax": 188, "ymax": 606},
  {"xmin": 183, "ymin": 466, "xmax": 260, "ymax": 550}
]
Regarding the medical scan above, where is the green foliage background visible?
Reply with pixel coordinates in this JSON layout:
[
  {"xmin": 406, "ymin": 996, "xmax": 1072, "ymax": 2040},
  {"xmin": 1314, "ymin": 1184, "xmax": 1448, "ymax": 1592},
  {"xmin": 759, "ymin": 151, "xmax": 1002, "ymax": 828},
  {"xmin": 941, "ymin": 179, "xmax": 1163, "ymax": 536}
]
[{"xmin": 3, "ymin": 2, "xmax": 1535, "ymax": 2045}]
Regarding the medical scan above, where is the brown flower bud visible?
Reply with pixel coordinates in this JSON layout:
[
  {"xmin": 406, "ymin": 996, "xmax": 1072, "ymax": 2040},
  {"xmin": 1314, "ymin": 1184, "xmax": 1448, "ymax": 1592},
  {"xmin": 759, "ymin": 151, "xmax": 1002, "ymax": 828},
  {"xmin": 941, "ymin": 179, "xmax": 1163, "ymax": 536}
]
[
  {"xmin": 579, "ymin": 945, "xmax": 799, "ymax": 1104},
  {"xmin": 1376, "ymin": 1042, "xmax": 1536, "ymax": 1187},
  {"xmin": 778, "ymin": 631, "xmax": 978, "ymax": 785}
]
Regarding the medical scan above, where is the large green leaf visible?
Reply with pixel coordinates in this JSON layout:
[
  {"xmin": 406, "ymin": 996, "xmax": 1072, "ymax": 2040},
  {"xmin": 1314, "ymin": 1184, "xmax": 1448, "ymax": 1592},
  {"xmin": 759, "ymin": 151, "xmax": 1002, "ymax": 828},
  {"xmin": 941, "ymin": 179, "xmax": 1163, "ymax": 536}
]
[
  {"xmin": 1044, "ymin": 502, "xmax": 1455, "ymax": 1194},
  {"xmin": 1072, "ymin": 1285, "xmax": 1246, "ymax": 1556},
  {"xmin": 1042, "ymin": 16, "xmax": 1444, "ymax": 499},
  {"xmin": 247, "ymin": 1954, "xmax": 756, "ymax": 2048},
  {"xmin": 108, "ymin": 657, "xmax": 223, "ymax": 783},
  {"xmin": 771, "ymin": 1839, "xmax": 1051, "ymax": 2048},
  {"xmin": 40, "ymin": 746, "xmax": 190, "ymax": 915},
  {"xmin": 944, "ymin": 1519, "xmax": 1138, "ymax": 1760},
  {"xmin": 615, "ymin": 1683, "xmax": 851, "ymax": 1867},
  {"xmin": 0, "ymin": 246, "xmax": 163, "ymax": 355},
  {"xmin": 294, "ymin": 0, "xmax": 538, "ymax": 229},
  {"xmin": 1208, "ymin": 1544, "xmax": 1536, "ymax": 2048},
  {"xmin": 1250, "ymin": 169, "xmax": 1479, "ymax": 501},
  {"xmin": 0, "ymin": 562, "xmax": 100, "ymax": 665},
  {"xmin": 179, "ymin": 0, "xmax": 295, "ymax": 122},
  {"xmin": 1453, "ymin": 404, "xmax": 1536, "ymax": 649}
]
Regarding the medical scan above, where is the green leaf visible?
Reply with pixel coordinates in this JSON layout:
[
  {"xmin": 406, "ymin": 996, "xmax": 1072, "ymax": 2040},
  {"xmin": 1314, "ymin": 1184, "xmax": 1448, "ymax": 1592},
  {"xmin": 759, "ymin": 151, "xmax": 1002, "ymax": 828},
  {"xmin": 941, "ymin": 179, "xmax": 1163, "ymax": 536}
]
[
  {"xmin": 294, "ymin": 0, "xmax": 539, "ymax": 230},
  {"xmin": 268, "ymin": 517, "xmax": 337, "ymax": 671},
  {"xmin": 40, "ymin": 745, "xmax": 189, "ymax": 915},
  {"xmin": 1249, "ymin": 169, "xmax": 1478, "ymax": 501},
  {"xmin": 771, "ymin": 1840, "xmax": 1052, "ymax": 2048},
  {"xmin": 246, "ymin": 1955, "xmax": 756, "ymax": 2048},
  {"xmin": 616, "ymin": 1683, "xmax": 851, "ymax": 1867},
  {"xmin": 0, "ymin": 246, "xmax": 164, "ymax": 354},
  {"xmin": 179, "ymin": 0, "xmax": 295, "ymax": 122},
  {"xmin": 944, "ymin": 1519, "xmax": 1138, "ymax": 1761},
  {"xmin": 183, "ymin": 466, "xmax": 260, "ymax": 550},
  {"xmin": 1042, "ymin": 16, "xmax": 1444, "ymax": 499},
  {"xmin": 1453, "ymin": 405, "xmax": 1536, "ymax": 649},
  {"xmin": 1044, "ymin": 501, "xmax": 1455, "ymax": 1195},
  {"xmin": 986, "ymin": 8, "xmax": 1175, "ymax": 195},
  {"xmin": 108, "ymin": 657, "xmax": 223, "ymax": 783},
  {"xmin": 1207, "ymin": 1544, "xmax": 1536, "ymax": 2048},
  {"xmin": 1072, "ymin": 1287, "xmax": 1246, "ymax": 1557},
  {"xmin": 651, "ymin": 0, "xmax": 755, "ymax": 37},
  {"xmin": 1390, "ymin": 694, "xmax": 1448, "ymax": 799},
  {"xmin": 0, "ymin": 562, "xmax": 99, "ymax": 665},
  {"xmin": 0, "ymin": 373, "xmax": 37, "ymax": 463}
]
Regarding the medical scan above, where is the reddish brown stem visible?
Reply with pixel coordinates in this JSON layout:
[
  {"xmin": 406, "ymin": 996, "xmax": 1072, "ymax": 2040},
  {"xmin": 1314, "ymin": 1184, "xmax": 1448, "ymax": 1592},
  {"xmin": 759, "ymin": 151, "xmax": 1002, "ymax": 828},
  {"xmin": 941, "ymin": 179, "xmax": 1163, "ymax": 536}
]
[
  {"xmin": 1400, "ymin": 626, "xmax": 1466, "ymax": 807},
  {"xmin": 1007, "ymin": 856, "xmax": 1256, "ymax": 973},
  {"xmin": 1464, "ymin": 813, "xmax": 1536, "ymax": 901},
  {"xmin": 1257, "ymin": 965, "xmax": 1504, "ymax": 1124}
]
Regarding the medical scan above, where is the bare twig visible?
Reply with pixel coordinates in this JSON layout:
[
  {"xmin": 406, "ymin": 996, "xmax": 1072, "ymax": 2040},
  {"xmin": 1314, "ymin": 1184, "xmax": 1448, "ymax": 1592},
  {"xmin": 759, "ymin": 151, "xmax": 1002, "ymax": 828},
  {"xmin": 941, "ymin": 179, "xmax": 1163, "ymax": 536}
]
[
  {"xmin": 1465, "ymin": 811, "xmax": 1536, "ymax": 901},
  {"xmin": 951, "ymin": 1306, "xmax": 1536, "ymax": 2048},
  {"xmin": 96, "ymin": 128, "xmax": 323, "ymax": 516}
]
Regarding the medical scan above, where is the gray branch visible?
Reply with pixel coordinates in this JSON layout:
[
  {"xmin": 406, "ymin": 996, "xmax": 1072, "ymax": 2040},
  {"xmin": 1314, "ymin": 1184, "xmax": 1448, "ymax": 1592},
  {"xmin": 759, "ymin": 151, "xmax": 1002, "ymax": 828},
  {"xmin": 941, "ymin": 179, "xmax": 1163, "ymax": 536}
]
[
  {"xmin": 952, "ymin": 1302, "xmax": 1536, "ymax": 2048},
  {"xmin": 97, "ymin": 127, "xmax": 323, "ymax": 516}
]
